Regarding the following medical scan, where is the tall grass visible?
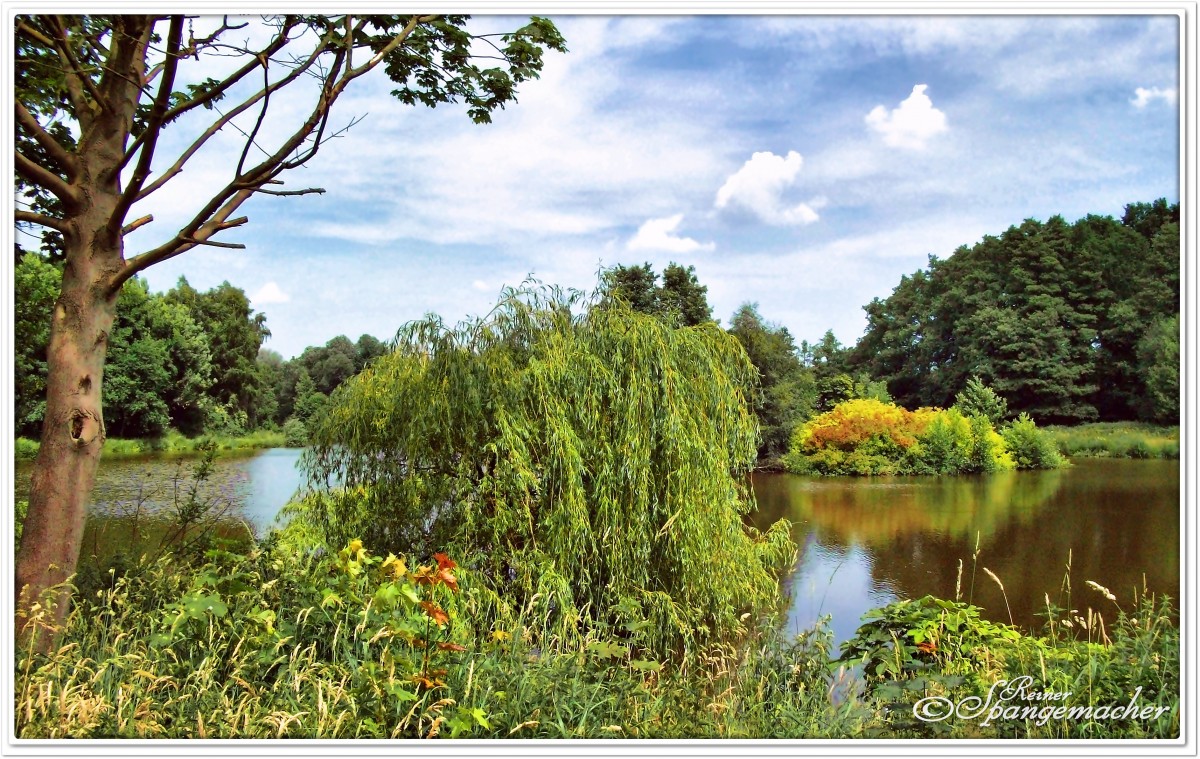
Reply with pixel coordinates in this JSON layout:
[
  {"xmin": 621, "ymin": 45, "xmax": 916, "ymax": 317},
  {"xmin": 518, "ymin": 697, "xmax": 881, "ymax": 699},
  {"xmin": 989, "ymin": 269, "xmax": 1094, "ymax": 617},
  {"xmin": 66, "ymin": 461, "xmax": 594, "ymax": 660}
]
[
  {"xmin": 15, "ymin": 529, "xmax": 1178, "ymax": 740},
  {"xmin": 13, "ymin": 532, "xmax": 869, "ymax": 739},
  {"xmin": 1044, "ymin": 423, "xmax": 1179, "ymax": 459}
]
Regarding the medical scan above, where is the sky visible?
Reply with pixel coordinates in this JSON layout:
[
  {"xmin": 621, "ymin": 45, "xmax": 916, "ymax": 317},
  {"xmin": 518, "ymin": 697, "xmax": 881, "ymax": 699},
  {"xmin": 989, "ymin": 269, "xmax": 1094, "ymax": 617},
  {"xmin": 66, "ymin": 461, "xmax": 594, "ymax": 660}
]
[{"xmin": 114, "ymin": 13, "xmax": 1180, "ymax": 359}]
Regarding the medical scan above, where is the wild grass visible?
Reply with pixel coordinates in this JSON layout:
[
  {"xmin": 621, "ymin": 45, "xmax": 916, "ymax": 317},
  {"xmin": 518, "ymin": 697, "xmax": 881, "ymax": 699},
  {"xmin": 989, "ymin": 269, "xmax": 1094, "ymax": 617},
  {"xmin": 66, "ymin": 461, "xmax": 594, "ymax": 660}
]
[
  {"xmin": 839, "ymin": 555, "xmax": 1180, "ymax": 739},
  {"xmin": 1044, "ymin": 423, "xmax": 1179, "ymax": 460},
  {"xmin": 13, "ymin": 532, "xmax": 869, "ymax": 739},
  {"xmin": 14, "ymin": 430, "xmax": 287, "ymax": 462},
  {"xmin": 15, "ymin": 528, "xmax": 1177, "ymax": 740}
]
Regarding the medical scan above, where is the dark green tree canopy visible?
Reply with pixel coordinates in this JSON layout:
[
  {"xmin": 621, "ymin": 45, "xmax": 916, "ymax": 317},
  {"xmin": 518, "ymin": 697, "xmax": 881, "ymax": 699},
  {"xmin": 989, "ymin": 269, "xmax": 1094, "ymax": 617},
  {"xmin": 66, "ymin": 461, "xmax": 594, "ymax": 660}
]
[
  {"xmin": 601, "ymin": 262, "xmax": 713, "ymax": 326},
  {"xmin": 851, "ymin": 202, "xmax": 1179, "ymax": 424}
]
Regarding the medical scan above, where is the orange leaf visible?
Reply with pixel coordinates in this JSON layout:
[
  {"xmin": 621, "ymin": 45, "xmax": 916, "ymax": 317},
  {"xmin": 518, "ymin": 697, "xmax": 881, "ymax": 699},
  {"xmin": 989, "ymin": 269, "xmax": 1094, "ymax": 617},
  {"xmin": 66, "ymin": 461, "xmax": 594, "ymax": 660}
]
[
  {"xmin": 437, "ymin": 568, "xmax": 459, "ymax": 592},
  {"xmin": 420, "ymin": 601, "xmax": 450, "ymax": 626},
  {"xmin": 916, "ymin": 641, "xmax": 938, "ymax": 655},
  {"xmin": 433, "ymin": 552, "xmax": 457, "ymax": 571},
  {"xmin": 412, "ymin": 565, "xmax": 438, "ymax": 585},
  {"xmin": 437, "ymin": 641, "xmax": 466, "ymax": 652}
]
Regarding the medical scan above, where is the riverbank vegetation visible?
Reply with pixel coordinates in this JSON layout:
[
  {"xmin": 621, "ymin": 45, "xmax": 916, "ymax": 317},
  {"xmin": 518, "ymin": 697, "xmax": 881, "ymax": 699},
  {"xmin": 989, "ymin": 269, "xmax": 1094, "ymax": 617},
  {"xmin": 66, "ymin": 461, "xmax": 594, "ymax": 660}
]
[
  {"xmin": 1045, "ymin": 422, "xmax": 1180, "ymax": 460},
  {"xmin": 14, "ymin": 430, "xmax": 287, "ymax": 461},
  {"xmin": 15, "ymin": 526, "xmax": 1178, "ymax": 739}
]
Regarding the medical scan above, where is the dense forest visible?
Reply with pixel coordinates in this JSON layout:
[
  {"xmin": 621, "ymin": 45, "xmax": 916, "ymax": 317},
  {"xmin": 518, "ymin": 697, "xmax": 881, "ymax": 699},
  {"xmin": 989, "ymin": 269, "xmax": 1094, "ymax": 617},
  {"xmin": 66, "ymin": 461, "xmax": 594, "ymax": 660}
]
[
  {"xmin": 850, "ymin": 199, "xmax": 1179, "ymax": 425},
  {"xmin": 15, "ymin": 198, "xmax": 1179, "ymax": 463}
]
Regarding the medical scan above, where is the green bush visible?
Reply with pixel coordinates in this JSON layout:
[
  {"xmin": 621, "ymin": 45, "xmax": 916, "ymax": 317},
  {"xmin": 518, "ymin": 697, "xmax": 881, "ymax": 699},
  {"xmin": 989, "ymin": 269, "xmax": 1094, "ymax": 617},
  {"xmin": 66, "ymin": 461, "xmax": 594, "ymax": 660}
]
[
  {"xmin": 282, "ymin": 417, "xmax": 308, "ymax": 447},
  {"xmin": 1001, "ymin": 414, "xmax": 1065, "ymax": 469},
  {"xmin": 14, "ymin": 438, "xmax": 39, "ymax": 461}
]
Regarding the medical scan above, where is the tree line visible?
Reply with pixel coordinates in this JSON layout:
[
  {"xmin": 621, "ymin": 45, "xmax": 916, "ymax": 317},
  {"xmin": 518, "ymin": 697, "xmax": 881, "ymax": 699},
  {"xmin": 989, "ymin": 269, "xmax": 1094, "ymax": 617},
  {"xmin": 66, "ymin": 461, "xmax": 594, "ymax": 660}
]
[
  {"xmin": 15, "ymin": 253, "xmax": 388, "ymax": 443},
  {"xmin": 604, "ymin": 199, "xmax": 1179, "ymax": 465},
  {"xmin": 16, "ymin": 197, "xmax": 1178, "ymax": 465}
]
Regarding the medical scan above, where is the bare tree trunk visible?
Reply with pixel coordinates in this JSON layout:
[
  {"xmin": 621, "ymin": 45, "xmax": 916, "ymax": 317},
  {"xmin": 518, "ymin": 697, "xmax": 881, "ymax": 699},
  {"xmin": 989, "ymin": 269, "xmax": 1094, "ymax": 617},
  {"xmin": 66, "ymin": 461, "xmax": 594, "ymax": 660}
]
[
  {"xmin": 14, "ymin": 51, "xmax": 136, "ymax": 647},
  {"xmin": 15, "ymin": 257, "xmax": 118, "ymax": 649}
]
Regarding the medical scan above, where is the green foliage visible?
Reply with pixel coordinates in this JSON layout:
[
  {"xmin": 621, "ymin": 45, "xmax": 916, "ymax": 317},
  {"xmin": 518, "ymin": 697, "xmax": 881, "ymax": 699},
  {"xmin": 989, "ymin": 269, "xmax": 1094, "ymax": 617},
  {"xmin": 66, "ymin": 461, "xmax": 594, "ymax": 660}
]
[
  {"xmin": 13, "ymin": 254, "xmax": 60, "ymax": 436},
  {"xmin": 1001, "ymin": 414, "xmax": 1065, "ymax": 470},
  {"xmin": 852, "ymin": 203, "xmax": 1179, "ymax": 425},
  {"xmin": 166, "ymin": 278, "xmax": 271, "ymax": 430},
  {"xmin": 784, "ymin": 398, "xmax": 1023, "ymax": 477},
  {"xmin": 1044, "ymin": 423, "xmax": 1179, "ymax": 460},
  {"xmin": 840, "ymin": 589, "xmax": 1179, "ymax": 739},
  {"xmin": 727, "ymin": 303, "xmax": 817, "ymax": 464},
  {"xmin": 15, "ymin": 438, "xmax": 40, "ymax": 461},
  {"xmin": 302, "ymin": 284, "xmax": 794, "ymax": 656},
  {"xmin": 601, "ymin": 262, "xmax": 714, "ymax": 326},
  {"xmin": 954, "ymin": 376, "xmax": 1009, "ymax": 425},
  {"xmin": 282, "ymin": 418, "xmax": 309, "ymax": 447},
  {"xmin": 1136, "ymin": 314, "xmax": 1179, "ymax": 424}
]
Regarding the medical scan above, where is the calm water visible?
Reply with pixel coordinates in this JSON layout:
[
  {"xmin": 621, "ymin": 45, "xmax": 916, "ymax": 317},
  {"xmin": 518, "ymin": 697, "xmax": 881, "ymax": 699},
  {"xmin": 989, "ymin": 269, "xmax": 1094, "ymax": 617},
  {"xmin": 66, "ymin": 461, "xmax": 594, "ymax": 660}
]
[
  {"xmin": 751, "ymin": 459, "xmax": 1180, "ymax": 642},
  {"xmin": 17, "ymin": 452, "xmax": 1179, "ymax": 643}
]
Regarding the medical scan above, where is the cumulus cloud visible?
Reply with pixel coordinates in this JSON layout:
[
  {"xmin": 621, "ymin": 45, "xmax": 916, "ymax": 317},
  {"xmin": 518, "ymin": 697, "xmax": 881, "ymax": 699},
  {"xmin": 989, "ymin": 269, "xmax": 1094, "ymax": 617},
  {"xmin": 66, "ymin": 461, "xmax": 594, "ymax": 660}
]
[
  {"xmin": 1132, "ymin": 86, "xmax": 1177, "ymax": 108},
  {"xmin": 865, "ymin": 84, "xmax": 948, "ymax": 149},
  {"xmin": 627, "ymin": 214, "xmax": 715, "ymax": 253},
  {"xmin": 713, "ymin": 151, "xmax": 823, "ymax": 225},
  {"xmin": 250, "ymin": 281, "xmax": 290, "ymax": 304}
]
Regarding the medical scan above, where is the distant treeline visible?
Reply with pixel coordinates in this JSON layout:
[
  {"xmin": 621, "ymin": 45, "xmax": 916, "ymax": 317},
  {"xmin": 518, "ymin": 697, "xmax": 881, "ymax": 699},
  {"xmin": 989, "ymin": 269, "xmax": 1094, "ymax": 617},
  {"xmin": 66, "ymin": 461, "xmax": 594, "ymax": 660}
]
[
  {"xmin": 14, "ymin": 199, "xmax": 1178, "ymax": 457},
  {"xmin": 14, "ymin": 255, "xmax": 387, "ymax": 443}
]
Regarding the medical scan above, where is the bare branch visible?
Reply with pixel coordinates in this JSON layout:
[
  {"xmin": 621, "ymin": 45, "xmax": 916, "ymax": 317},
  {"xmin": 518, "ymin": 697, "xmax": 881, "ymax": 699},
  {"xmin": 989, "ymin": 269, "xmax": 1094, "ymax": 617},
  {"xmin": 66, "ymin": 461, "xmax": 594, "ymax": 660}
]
[
  {"xmin": 181, "ymin": 237, "xmax": 245, "ymax": 249},
  {"xmin": 122, "ymin": 214, "xmax": 153, "ymax": 234},
  {"xmin": 124, "ymin": 17, "xmax": 297, "ymax": 165},
  {"xmin": 235, "ymin": 54, "xmax": 272, "ymax": 178},
  {"xmin": 134, "ymin": 30, "xmax": 326, "ymax": 201},
  {"xmin": 15, "ymin": 209, "xmax": 70, "ymax": 234},
  {"xmin": 255, "ymin": 186, "xmax": 326, "ymax": 197},
  {"xmin": 346, "ymin": 14, "xmax": 432, "ymax": 79},
  {"xmin": 15, "ymin": 151, "xmax": 78, "ymax": 209},
  {"xmin": 117, "ymin": 15, "xmax": 441, "ymax": 291},
  {"xmin": 112, "ymin": 16, "xmax": 182, "ymax": 232},
  {"xmin": 15, "ymin": 101, "xmax": 78, "ymax": 178}
]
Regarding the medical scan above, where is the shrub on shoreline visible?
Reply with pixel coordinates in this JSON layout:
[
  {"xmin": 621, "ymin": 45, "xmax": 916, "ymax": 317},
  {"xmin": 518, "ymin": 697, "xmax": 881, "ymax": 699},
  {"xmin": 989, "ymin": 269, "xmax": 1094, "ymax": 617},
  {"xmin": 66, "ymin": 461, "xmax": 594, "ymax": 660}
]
[{"xmin": 781, "ymin": 398, "xmax": 1046, "ymax": 476}]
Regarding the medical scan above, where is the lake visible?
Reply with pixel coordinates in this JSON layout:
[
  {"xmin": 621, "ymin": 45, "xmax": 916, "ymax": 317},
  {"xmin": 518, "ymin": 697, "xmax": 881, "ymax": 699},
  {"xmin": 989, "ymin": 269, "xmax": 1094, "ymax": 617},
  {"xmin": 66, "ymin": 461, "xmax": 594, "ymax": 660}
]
[{"xmin": 16, "ymin": 451, "xmax": 1178, "ymax": 642}]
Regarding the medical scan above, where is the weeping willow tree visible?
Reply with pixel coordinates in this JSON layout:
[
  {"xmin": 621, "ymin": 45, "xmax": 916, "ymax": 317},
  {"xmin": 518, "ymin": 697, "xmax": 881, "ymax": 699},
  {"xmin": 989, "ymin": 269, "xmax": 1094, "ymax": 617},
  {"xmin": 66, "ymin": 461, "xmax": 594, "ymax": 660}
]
[{"xmin": 301, "ymin": 283, "xmax": 794, "ymax": 655}]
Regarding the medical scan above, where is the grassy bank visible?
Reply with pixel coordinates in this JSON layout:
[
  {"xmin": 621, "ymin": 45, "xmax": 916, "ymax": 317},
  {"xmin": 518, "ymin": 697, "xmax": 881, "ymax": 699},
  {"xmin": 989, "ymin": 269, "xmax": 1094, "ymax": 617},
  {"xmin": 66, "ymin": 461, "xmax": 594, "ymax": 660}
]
[
  {"xmin": 14, "ymin": 430, "xmax": 287, "ymax": 461},
  {"xmin": 1044, "ymin": 422, "xmax": 1179, "ymax": 459},
  {"xmin": 14, "ymin": 529, "xmax": 1179, "ymax": 740}
]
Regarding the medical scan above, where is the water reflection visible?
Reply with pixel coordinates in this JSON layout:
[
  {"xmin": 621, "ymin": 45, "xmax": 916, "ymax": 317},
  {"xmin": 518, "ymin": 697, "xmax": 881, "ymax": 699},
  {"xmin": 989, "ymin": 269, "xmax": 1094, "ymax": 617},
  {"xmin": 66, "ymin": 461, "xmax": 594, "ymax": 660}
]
[{"xmin": 752, "ymin": 459, "xmax": 1179, "ymax": 642}]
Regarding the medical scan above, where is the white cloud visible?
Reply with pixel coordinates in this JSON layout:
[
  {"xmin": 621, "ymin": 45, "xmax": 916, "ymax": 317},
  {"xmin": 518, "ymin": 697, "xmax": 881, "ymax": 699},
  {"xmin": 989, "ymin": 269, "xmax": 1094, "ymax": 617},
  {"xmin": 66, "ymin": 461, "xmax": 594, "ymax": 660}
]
[
  {"xmin": 1131, "ymin": 86, "xmax": 1177, "ymax": 108},
  {"xmin": 472, "ymin": 279, "xmax": 491, "ymax": 291},
  {"xmin": 865, "ymin": 84, "xmax": 948, "ymax": 149},
  {"xmin": 249, "ymin": 281, "xmax": 290, "ymax": 304},
  {"xmin": 627, "ymin": 214, "xmax": 714, "ymax": 253},
  {"xmin": 714, "ymin": 151, "xmax": 822, "ymax": 225}
]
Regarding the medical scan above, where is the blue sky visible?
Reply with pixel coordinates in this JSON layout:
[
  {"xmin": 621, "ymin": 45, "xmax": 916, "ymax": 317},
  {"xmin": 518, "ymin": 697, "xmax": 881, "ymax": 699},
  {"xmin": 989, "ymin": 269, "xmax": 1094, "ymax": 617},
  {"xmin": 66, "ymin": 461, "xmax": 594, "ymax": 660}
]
[{"xmin": 124, "ymin": 14, "xmax": 1180, "ymax": 359}]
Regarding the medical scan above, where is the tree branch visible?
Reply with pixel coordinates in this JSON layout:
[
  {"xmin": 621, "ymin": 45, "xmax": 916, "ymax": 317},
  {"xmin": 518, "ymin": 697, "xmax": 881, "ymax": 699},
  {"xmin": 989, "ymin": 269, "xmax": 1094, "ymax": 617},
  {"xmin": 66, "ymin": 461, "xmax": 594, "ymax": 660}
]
[
  {"xmin": 15, "ymin": 151, "xmax": 78, "ymax": 209},
  {"xmin": 122, "ymin": 214, "xmax": 153, "ymax": 234},
  {"xmin": 44, "ymin": 15, "xmax": 107, "ymax": 116},
  {"xmin": 15, "ymin": 209, "xmax": 70, "ymax": 234},
  {"xmin": 112, "ymin": 16, "xmax": 182, "ymax": 234},
  {"xmin": 122, "ymin": 18, "xmax": 298, "ymax": 166},
  {"xmin": 134, "ymin": 31, "xmax": 326, "ymax": 201},
  {"xmin": 15, "ymin": 101, "xmax": 78, "ymax": 178}
]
